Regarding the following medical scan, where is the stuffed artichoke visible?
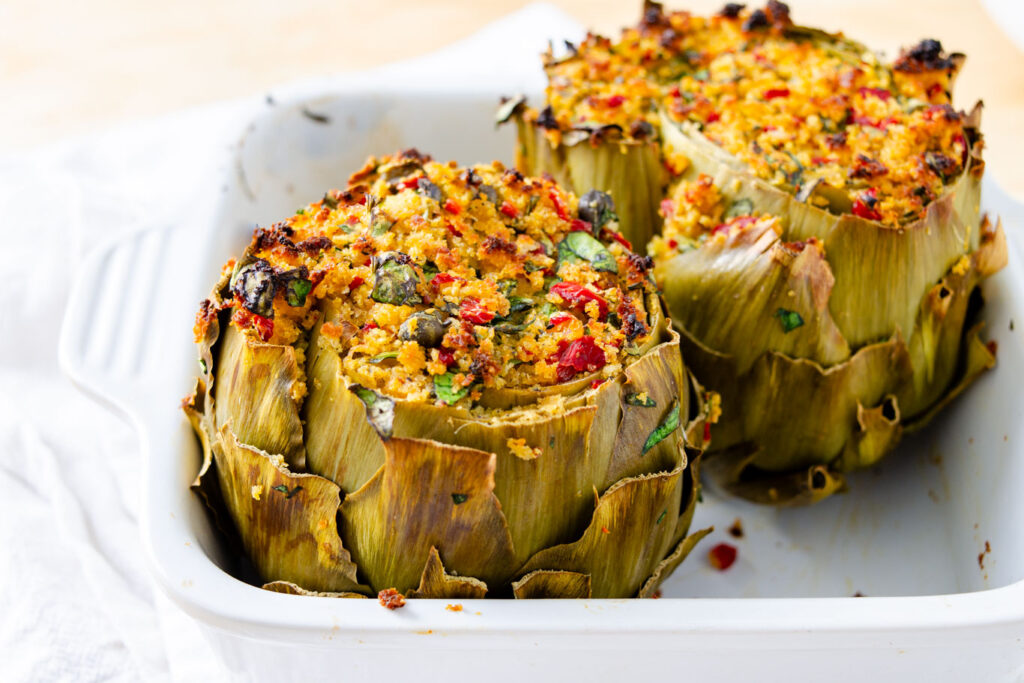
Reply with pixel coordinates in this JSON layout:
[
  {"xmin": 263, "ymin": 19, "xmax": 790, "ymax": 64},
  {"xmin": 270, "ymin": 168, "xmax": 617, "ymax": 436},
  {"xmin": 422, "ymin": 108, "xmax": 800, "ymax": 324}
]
[
  {"xmin": 509, "ymin": 1, "xmax": 1007, "ymax": 504},
  {"xmin": 184, "ymin": 151, "xmax": 713, "ymax": 598}
]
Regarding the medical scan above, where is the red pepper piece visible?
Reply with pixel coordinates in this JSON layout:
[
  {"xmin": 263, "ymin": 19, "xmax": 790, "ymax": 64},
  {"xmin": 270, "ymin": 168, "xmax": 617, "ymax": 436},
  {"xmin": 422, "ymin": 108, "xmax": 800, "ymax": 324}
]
[
  {"xmin": 606, "ymin": 94, "xmax": 626, "ymax": 107},
  {"xmin": 858, "ymin": 87, "xmax": 891, "ymax": 101},
  {"xmin": 400, "ymin": 176, "xmax": 420, "ymax": 189},
  {"xmin": 459, "ymin": 297, "xmax": 495, "ymax": 324},
  {"xmin": 764, "ymin": 88, "xmax": 790, "ymax": 100},
  {"xmin": 605, "ymin": 229, "xmax": 632, "ymax": 251},
  {"xmin": 349, "ymin": 275, "xmax": 365, "ymax": 289},
  {"xmin": 549, "ymin": 312, "xmax": 574, "ymax": 327},
  {"xmin": 706, "ymin": 111, "xmax": 721, "ymax": 123},
  {"xmin": 252, "ymin": 315, "xmax": 274, "ymax": 342},
  {"xmin": 549, "ymin": 282, "xmax": 609, "ymax": 320},
  {"xmin": 555, "ymin": 336, "xmax": 607, "ymax": 383},
  {"xmin": 851, "ymin": 188, "xmax": 882, "ymax": 221},
  {"xmin": 548, "ymin": 189, "xmax": 570, "ymax": 220},
  {"xmin": 569, "ymin": 219, "xmax": 591, "ymax": 233},
  {"xmin": 709, "ymin": 543, "xmax": 737, "ymax": 571},
  {"xmin": 445, "ymin": 221, "xmax": 463, "ymax": 237},
  {"xmin": 499, "ymin": 201, "xmax": 519, "ymax": 219},
  {"xmin": 443, "ymin": 198, "xmax": 461, "ymax": 215},
  {"xmin": 438, "ymin": 348, "xmax": 455, "ymax": 367},
  {"xmin": 430, "ymin": 272, "xmax": 464, "ymax": 289}
]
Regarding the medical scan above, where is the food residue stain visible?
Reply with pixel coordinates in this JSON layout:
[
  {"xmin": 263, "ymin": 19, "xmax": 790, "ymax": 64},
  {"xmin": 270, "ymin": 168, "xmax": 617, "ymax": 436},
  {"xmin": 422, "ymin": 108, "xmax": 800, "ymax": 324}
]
[
  {"xmin": 727, "ymin": 517, "xmax": 744, "ymax": 539},
  {"xmin": 446, "ymin": 603, "xmax": 463, "ymax": 612},
  {"xmin": 978, "ymin": 541, "xmax": 992, "ymax": 570}
]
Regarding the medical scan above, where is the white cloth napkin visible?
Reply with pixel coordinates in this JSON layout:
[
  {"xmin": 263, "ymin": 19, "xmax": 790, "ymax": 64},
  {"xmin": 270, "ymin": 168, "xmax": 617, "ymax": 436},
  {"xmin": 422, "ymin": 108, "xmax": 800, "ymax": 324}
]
[{"xmin": 0, "ymin": 5, "xmax": 582, "ymax": 680}]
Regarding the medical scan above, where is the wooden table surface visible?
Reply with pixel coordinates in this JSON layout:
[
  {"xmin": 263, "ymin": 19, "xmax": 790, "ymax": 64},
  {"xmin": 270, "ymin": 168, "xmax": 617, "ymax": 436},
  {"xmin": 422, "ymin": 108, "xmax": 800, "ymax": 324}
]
[{"xmin": 4, "ymin": 0, "xmax": 1023, "ymax": 197}]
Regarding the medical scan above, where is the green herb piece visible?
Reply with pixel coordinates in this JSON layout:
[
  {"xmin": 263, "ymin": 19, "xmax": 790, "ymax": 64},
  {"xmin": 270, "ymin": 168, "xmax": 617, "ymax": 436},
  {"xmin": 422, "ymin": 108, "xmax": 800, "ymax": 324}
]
[
  {"xmin": 498, "ymin": 279, "xmax": 518, "ymax": 297},
  {"xmin": 434, "ymin": 372, "xmax": 469, "ymax": 405},
  {"xmin": 451, "ymin": 493, "xmax": 469, "ymax": 505},
  {"xmin": 322, "ymin": 194, "xmax": 338, "ymax": 209},
  {"xmin": 285, "ymin": 278, "xmax": 313, "ymax": 307},
  {"xmin": 642, "ymin": 400, "xmax": 680, "ymax": 454},
  {"xmin": 625, "ymin": 392, "xmax": 657, "ymax": 408},
  {"xmin": 725, "ymin": 198, "xmax": 754, "ymax": 219},
  {"xmin": 558, "ymin": 231, "xmax": 618, "ymax": 273},
  {"xmin": 349, "ymin": 384, "xmax": 395, "ymax": 439},
  {"xmin": 774, "ymin": 308, "xmax": 804, "ymax": 333},
  {"xmin": 371, "ymin": 253, "xmax": 422, "ymax": 306},
  {"xmin": 507, "ymin": 296, "xmax": 534, "ymax": 313},
  {"xmin": 369, "ymin": 351, "xmax": 400, "ymax": 363},
  {"xmin": 295, "ymin": 208, "xmax": 305, "ymax": 215},
  {"xmin": 526, "ymin": 195, "xmax": 540, "ymax": 215},
  {"xmin": 272, "ymin": 484, "xmax": 303, "ymax": 499},
  {"xmin": 656, "ymin": 510, "xmax": 667, "ymax": 525},
  {"xmin": 422, "ymin": 261, "xmax": 440, "ymax": 279},
  {"xmin": 692, "ymin": 68, "xmax": 710, "ymax": 81},
  {"xmin": 198, "ymin": 358, "xmax": 207, "ymax": 374},
  {"xmin": 371, "ymin": 217, "xmax": 394, "ymax": 237}
]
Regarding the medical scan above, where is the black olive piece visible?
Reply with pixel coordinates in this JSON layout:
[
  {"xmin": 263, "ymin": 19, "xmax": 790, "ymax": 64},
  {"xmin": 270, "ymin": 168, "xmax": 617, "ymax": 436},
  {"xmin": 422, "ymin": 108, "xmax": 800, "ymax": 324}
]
[{"xmin": 398, "ymin": 310, "xmax": 447, "ymax": 348}]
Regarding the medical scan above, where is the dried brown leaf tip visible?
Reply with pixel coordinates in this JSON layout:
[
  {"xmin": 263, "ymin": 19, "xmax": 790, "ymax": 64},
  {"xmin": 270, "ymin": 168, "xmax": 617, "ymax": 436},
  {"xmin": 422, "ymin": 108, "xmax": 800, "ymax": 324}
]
[{"xmin": 378, "ymin": 588, "xmax": 407, "ymax": 610}]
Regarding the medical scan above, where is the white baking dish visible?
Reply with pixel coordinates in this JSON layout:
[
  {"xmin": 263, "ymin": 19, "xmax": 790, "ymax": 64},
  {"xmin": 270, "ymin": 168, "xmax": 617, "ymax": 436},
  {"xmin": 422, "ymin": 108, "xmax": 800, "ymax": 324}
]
[{"xmin": 59, "ymin": 68, "xmax": 1024, "ymax": 683}]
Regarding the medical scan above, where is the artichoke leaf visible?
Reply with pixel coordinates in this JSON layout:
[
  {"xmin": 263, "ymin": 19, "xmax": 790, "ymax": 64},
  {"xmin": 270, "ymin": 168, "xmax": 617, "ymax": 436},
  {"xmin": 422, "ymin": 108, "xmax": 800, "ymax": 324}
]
[
  {"xmin": 214, "ymin": 324, "xmax": 306, "ymax": 469},
  {"xmin": 262, "ymin": 581, "xmax": 367, "ymax": 598},
  {"xmin": 903, "ymin": 323, "xmax": 997, "ymax": 434},
  {"xmin": 606, "ymin": 306, "xmax": 686, "ymax": 486},
  {"xmin": 212, "ymin": 426, "xmax": 367, "ymax": 594},
  {"xmin": 837, "ymin": 396, "xmax": 902, "ymax": 472},
  {"xmin": 406, "ymin": 546, "xmax": 488, "ymax": 599},
  {"xmin": 304, "ymin": 319, "xmax": 386, "ymax": 494},
  {"xmin": 655, "ymin": 216, "xmax": 852, "ymax": 373},
  {"xmin": 407, "ymin": 398, "xmax": 610, "ymax": 566},
  {"xmin": 898, "ymin": 217, "xmax": 1007, "ymax": 418},
  {"xmin": 679, "ymin": 326, "xmax": 912, "ymax": 473},
  {"xmin": 338, "ymin": 437, "xmax": 517, "ymax": 593},
  {"xmin": 636, "ymin": 526, "xmax": 713, "ymax": 598},
  {"xmin": 515, "ymin": 465, "xmax": 687, "ymax": 598},
  {"xmin": 512, "ymin": 570, "xmax": 592, "ymax": 599},
  {"xmin": 705, "ymin": 444, "xmax": 846, "ymax": 506}
]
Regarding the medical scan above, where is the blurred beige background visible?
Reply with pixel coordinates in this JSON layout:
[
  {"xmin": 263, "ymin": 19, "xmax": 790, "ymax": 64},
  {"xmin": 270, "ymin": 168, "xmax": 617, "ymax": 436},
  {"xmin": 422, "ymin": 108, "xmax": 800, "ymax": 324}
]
[{"xmin": 3, "ymin": 0, "xmax": 1023, "ymax": 195}]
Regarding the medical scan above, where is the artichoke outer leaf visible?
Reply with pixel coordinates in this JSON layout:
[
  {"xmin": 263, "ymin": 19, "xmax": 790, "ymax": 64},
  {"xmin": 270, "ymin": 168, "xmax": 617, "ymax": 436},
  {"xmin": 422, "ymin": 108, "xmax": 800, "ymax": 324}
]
[
  {"xmin": 214, "ymin": 323, "xmax": 306, "ymax": 469},
  {"xmin": 636, "ymin": 526, "xmax": 713, "ymax": 598},
  {"xmin": 705, "ymin": 444, "xmax": 846, "ymax": 506},
  {"xmin": 212, "ymin": 426, "xmax": 367, "ymax": 594},
  {"xmin": 262, "ymin": 581, "xmax": 367, "ymax": 599},
  {"xmin": 514, "ymin": 464, "xmax": 686, "ymax": 599},
  {"xmin": 410, "ymin": 400, "xmax": 607, "ymax": 567},
  {"xmin": 304, "ymin": 320, "xmax": 386, "ymax": 494},
  {"xmin": 406, "ymin": 546, "xmax": 488, "ymax": 599},
  {"xmin": 654, "ymin": 218, "xmax": 852, "ymax": 374},
  {"xmin": 512, "ymin": 570, "xmax": 592, "ymax": 599},
  {"xmin": 606, "ymin": 313, "xmax": 686, "ymax": 487},
  {"xmin": 903, "ymin": 323, "xmax": 997, "ymax": 434},
  {"xmin": 898, "ymin": 217, "xmax": 1007, "ymax": 419},
  {"xmin": 338, "ymin": 437, "xmax": 517, "ymax": 594},
  {"xmin": 679, "ymin": 325, "xmax": 912, "ymax": 474},
  {"xmin": 837, "ymin": 397, "xmax": 902, "ymax": 472}
]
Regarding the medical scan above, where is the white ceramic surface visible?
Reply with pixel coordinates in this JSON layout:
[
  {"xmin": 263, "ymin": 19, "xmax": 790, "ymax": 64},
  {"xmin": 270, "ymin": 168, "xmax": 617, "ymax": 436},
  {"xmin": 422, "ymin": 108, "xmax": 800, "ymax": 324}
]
[{"xmin": 59, "ymin": 81, "xmax": 1024, "ymax": 681}]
